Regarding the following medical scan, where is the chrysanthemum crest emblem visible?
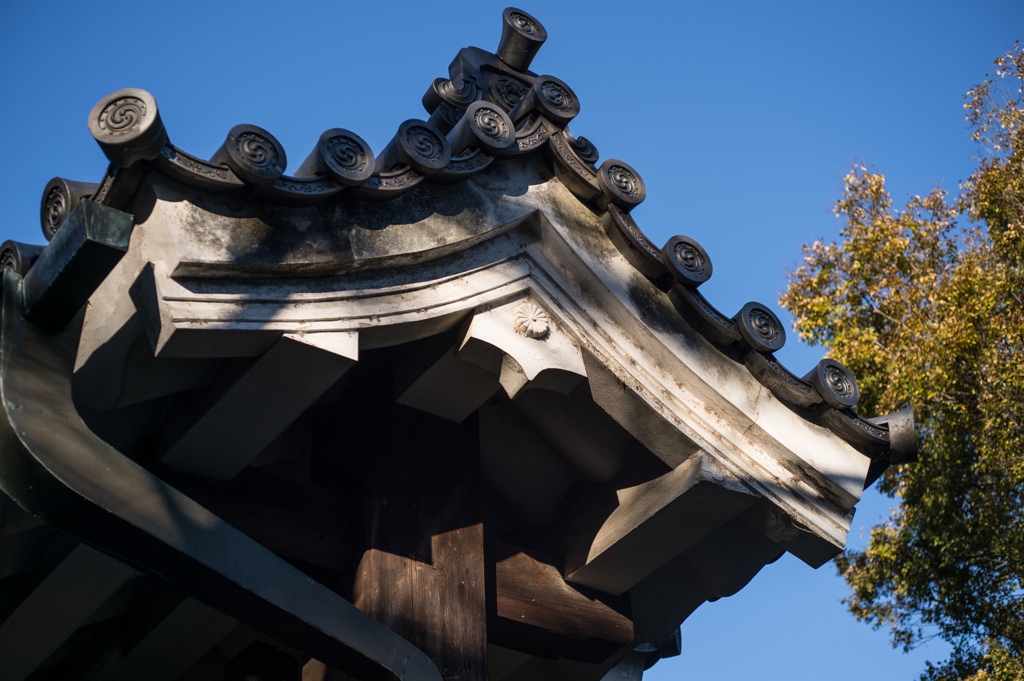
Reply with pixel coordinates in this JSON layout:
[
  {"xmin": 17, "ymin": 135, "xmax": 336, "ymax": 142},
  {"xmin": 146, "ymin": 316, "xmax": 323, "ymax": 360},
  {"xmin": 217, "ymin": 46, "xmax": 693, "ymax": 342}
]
[{"xmin": 512, "ymin": 302, "xmax": 549, "ymax": 339}]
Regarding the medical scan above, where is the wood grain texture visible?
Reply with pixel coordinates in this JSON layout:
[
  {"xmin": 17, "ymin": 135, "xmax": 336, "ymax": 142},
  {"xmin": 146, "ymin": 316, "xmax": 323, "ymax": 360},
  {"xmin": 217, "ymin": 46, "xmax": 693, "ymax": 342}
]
[
  {"xmin": 336, "ymin": 349, "xmax": 487, "ymax": 681},
  {"xmin": 485, "ymin": 540, "xmax": 632, "ymax": 663}
]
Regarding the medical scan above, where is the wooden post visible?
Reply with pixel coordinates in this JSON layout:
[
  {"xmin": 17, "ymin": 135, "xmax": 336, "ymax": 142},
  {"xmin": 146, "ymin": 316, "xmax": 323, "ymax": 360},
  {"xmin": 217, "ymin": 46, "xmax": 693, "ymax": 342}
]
[
  {"xmin": 354, "ymin": 404, "xmax": 487, "ymax": 681},
  {"xmin": 316, "ymin": 348, "xmax": 488, "ymax": 681}
]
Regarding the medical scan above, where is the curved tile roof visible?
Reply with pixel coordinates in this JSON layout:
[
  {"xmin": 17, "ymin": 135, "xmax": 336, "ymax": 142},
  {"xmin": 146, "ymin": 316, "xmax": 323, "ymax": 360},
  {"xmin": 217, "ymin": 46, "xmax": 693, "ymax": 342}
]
[{"xmin": 3, "ymin": 6, "xmax": 914, "ymax": 484}]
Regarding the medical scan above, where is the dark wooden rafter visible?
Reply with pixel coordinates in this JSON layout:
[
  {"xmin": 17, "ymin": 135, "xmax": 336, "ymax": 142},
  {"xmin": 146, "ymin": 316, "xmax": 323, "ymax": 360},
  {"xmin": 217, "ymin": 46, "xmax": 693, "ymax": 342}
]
[{"xmin": 155, "ymin": 332, "xmax": 356, "ymax": 480}]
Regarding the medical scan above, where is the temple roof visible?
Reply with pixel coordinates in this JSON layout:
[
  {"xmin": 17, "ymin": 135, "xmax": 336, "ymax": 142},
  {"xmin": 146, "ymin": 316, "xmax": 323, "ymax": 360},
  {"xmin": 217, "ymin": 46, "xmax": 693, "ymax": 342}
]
[
  {"xmin": 0, "ymin": 7, "xmax": 916, "ymax": 681},
  {"xmin": 9, "ymin": 8, "xmax": 911, "ymax": 473}
]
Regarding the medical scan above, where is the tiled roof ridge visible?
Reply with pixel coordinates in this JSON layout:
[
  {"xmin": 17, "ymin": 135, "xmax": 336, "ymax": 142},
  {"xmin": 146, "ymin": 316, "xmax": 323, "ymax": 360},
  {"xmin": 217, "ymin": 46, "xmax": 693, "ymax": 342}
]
[{"xmin": 3, "ymin": 6, "xmax": 914, "ymax": 482}]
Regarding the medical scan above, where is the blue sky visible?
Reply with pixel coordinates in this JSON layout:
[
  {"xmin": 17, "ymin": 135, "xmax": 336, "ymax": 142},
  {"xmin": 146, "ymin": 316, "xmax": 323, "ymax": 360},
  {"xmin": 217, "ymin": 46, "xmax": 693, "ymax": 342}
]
[{"xmin": 2, "ymin": 1, "xmax": 1021, "ymax": 678}]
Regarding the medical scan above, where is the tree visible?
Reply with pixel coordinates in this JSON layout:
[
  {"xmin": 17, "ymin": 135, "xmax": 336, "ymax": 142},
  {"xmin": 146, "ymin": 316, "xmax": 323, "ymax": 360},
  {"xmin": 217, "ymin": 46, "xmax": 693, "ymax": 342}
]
[{"xmin": 780, "ymin": 43, "xmax": 1024, "ymax": 680}]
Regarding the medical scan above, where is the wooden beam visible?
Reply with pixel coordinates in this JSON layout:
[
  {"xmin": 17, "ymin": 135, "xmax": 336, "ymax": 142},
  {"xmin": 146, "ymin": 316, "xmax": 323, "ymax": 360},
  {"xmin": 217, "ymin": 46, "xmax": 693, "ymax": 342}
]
[
  {"xmin": 628, "ymin": 515, "xmax": 785, "ymax": 644},
  {"xmin": 562, "ymin": 453, "xmax": 758, "ymax": 596},
  {"xmin": 454, "ymin": 297, "xmax": 586, "ymax": 400},
  {"xmin": 485, "ymin": 540, "xmax": 633, "ymax": 664},
  {"xmin": 393, "ymin": 329, "xmax": 500, "ymax": 423},
  {"xmin": 0, "ymin": 544, "xmax": 136, "ymax": 681},
  {"xmin": 158, "ymin": 331, "xmax": 357, "ymax": 479},
  {"xmin": 83, "ymin": 595, "xmax": 238, "ymax": 681},
  {"xmin": 23, "ymin": 200, "xmax": 134, "ymax": 332}
]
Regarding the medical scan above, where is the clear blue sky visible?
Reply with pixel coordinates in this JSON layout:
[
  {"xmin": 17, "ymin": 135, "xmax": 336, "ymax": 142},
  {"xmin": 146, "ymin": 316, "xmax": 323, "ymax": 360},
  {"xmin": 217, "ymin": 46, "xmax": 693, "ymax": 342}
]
[{"xmin": 1, "ymin": 1, "xmax": 1020, "ymax": 678}]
